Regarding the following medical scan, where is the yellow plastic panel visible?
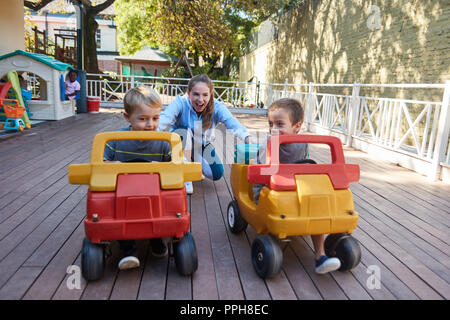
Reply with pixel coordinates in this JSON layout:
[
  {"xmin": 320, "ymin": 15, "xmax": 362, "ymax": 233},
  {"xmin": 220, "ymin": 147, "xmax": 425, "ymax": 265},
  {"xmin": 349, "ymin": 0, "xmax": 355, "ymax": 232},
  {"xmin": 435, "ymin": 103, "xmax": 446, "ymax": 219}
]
[{"xmin": 68, "ymin": 131, "xmax": 202, "ymax": 191}]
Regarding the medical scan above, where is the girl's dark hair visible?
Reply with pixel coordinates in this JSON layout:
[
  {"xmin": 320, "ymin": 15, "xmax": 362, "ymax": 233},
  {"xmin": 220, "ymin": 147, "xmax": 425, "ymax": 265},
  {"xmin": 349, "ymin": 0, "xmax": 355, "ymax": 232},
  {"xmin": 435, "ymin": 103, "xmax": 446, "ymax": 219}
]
[
  {"xmin": 188, "ymin": 74, "xmax": 214, "ymax": 130},
  {"xmin": 269, "ymin": 98, "xmax": 304, "ymax": 124}
]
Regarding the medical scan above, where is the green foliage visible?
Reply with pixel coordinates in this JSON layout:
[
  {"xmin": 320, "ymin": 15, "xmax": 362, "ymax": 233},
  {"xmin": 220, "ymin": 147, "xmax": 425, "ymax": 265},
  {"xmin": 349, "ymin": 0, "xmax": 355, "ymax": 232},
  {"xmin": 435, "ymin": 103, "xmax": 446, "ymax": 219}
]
[{"xmin": 115, "ymin": 0, "xmax": 291, "ymax": 79}]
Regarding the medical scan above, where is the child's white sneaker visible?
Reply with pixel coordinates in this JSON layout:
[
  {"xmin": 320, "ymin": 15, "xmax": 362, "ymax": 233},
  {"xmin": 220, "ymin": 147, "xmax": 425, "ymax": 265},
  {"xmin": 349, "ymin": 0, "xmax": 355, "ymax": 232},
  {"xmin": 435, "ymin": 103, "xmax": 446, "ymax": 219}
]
[
  {"xmin": 118, "ymin": 256, "xmax": 140, "ymax": 270},
  {"xmin": 185, "ymin": 181, "xmax": 193, "ymax": 194},
  {"xmin": 315, "ymin": 256, "xmax": 341, "ymax": 274}
]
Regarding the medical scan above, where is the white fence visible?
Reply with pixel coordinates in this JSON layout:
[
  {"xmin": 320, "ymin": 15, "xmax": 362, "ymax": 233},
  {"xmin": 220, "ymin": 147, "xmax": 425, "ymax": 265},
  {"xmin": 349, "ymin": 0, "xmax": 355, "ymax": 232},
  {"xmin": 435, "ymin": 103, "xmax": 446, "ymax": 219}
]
[{"xmin": 85, "ymin": 73, "xmax": 450, "ymax": 182}]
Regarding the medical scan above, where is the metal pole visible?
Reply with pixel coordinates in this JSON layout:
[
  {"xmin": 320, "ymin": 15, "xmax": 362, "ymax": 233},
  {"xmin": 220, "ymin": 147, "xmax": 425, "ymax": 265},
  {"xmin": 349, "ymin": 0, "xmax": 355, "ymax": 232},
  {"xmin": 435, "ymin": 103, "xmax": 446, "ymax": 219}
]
[{"xmin": 75, "ymin": 3, "xmax": 86, "ymax": 113}]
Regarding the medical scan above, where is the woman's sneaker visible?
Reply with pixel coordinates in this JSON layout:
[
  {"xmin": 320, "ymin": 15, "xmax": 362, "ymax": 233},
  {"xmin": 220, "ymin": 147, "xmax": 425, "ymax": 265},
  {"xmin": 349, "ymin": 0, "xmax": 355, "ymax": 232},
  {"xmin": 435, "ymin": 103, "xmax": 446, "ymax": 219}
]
[
  {"xmin": 185, "ymin": 181, "xmax": 193, "ymax": 194},
  {"xmin": 118, "ymin": 256, "xmax": 140, "ymax": 270},
  {"xmin": 150, "ymin": 238, "xmax": 168, "ymax": 258},
  {"xmin": 315, "ymin": 256, "xmax": 341, "ymax": 274}
]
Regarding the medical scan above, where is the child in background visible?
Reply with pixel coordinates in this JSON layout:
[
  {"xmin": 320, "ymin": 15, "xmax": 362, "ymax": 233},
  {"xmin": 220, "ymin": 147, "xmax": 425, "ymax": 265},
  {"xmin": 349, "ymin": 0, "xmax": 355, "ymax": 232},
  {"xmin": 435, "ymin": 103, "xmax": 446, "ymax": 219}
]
[
  {"xmin": 65, "ymin": 70, "xmax": 80, "ymax": 100},
  {"xmin": 103, "ymin": 86, "xmax": 170, "ymax": 270},
  {"xmin": 253, "ymin": 98, "xmax": 341, "ymax": 275}
]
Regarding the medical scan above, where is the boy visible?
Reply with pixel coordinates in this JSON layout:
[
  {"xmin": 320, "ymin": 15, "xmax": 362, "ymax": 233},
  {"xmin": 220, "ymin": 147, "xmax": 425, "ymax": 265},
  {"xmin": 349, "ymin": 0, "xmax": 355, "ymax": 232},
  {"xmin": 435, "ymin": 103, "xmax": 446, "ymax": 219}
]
[
  {"xmin": 253, "ymin": 98, "xmax": 341, "ymax": 275},
  {"xmin": 104, "ymin": 86, "xmax": 170, "ymax": 270}
]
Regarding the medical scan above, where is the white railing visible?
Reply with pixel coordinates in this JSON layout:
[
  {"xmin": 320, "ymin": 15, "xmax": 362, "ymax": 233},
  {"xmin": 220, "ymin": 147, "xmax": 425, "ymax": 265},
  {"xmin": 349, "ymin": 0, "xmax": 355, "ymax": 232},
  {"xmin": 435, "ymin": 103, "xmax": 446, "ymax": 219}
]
[
  {"xmin": 299, "ymin": 82, "xmax": 450, "ymax": 182},
  {"xmin": 83, "ymin": 73, "xmax": 450, "ymax": 182},
  {"xmin": 86, "ymin": 73, "xmax": 262, "ymax": 109}
]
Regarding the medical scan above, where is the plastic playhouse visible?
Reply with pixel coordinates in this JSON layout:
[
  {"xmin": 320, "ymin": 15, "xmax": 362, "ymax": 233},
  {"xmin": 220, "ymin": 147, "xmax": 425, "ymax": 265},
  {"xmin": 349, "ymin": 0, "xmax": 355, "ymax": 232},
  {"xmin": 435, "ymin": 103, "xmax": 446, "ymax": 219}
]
[
  {"xmin": 68, "ymin": 131, "xmax": 203, "ymax": 281},
  {"xmin": 0, "ymin": 50, "xmax": 76, "ymax": 121},
  {"xmin": 228, "ymin": 134, "xmax": 362, "ymax": 278}
]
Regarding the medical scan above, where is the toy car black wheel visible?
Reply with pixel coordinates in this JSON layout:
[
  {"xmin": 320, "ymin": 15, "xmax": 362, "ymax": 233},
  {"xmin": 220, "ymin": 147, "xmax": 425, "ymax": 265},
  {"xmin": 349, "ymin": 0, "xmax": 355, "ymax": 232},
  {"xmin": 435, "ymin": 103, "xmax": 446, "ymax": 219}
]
[
  {"xmin": 81, "ymin": 237, "xmax": 105, "ymax": 281},
  {"xmin": 174, "ymin": 232, "xmax": 198, "ymax": 276},
  {"xmin": 325, "ymin": 233, "xmax": 361, "ymax": 271},
  {"xmin": 251, "ymin": 235, "xmax": 283, "ymax": 278},
  {"xmin": 227, "ymin": 200, "xmax": 248, "ymax": 234}
]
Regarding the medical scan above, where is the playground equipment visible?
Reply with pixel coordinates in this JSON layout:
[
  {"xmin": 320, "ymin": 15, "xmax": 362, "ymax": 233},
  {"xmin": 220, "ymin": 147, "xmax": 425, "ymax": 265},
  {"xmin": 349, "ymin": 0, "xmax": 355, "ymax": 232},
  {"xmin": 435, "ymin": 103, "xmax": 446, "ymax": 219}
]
[
  {"xmin": 228, "ymin": 135, "xmax": 362, "ymax": 278},
  {"xmin": 0, "ymin": 71, "xmax": 32, "ymax": 130},
  {"xmin": 68, "ymin": 131, "xmax": 203, "ymax": 281},
  {"xmin": 0, "ymin": 50, "xmax": 75, "ymax": 120},
  {"xmin": 0, "ymin": 98, "xmax": 26, "ymax": 131}
]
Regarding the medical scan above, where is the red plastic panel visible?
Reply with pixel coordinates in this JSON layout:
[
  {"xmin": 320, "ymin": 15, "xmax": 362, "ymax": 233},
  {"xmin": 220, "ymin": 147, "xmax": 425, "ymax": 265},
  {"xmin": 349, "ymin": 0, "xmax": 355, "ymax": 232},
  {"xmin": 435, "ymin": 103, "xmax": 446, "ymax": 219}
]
[
  {"xmin": 85, "ymin": 173, "xmax": 190, "ymax": 243},
  {"xmin": 116, "ymin": 174, "xmax": 162, "ymax": 219},
  {"xmin": 247, "ymin": 134, "xmax": 360, "ymax": 190},
  {"xmin": 87, "ymin": 191, "xmax": 115, "ymax": 220}
]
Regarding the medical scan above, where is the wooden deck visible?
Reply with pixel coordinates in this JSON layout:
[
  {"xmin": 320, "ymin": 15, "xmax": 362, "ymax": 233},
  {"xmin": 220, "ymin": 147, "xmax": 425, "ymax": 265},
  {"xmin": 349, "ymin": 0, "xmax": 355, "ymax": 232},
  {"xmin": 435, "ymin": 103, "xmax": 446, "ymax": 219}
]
[{"xmin": 0, "ymin": 111, "xmax": 449, "ymax": 300}]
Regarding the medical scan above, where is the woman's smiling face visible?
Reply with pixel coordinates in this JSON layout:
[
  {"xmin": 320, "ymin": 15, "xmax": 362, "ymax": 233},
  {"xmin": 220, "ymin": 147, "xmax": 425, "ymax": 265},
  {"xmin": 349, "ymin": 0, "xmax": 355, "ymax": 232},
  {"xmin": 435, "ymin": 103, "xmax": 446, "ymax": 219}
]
[{"xmin": 187, "ymin": 82, "xmax": 211, "ymax": 113}]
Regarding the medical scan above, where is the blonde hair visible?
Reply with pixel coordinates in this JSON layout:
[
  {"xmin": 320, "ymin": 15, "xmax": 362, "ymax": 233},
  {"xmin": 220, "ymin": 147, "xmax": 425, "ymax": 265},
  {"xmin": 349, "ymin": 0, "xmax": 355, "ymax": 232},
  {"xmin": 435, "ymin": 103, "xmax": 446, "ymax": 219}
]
[
  {"xmin": 188, "ymin": 74, "xmax": 214, "ymax": 130},
  {"xmin": 123, "ymin": 86, "xmax": 162, "ymax": 114}
]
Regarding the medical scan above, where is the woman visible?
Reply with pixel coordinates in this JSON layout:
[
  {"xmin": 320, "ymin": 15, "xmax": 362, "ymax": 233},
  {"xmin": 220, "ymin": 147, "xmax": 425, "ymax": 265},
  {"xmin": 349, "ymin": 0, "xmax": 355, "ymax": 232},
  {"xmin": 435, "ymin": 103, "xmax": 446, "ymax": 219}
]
[{"xmin": 158, "ymin": 74, "xmax": 250, "ymax": 191}]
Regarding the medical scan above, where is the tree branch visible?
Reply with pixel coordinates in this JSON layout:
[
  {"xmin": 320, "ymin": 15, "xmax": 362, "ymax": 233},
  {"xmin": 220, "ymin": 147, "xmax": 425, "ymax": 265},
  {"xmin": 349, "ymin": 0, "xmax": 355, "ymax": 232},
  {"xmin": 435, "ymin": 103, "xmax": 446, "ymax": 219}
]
[
  {"xmin": 90, "ymin": 0, "xmax": 116, "ymax": 14},
  {"xmin": 24, "ymin": 0, "xmax": 54, "ymax": 11}
]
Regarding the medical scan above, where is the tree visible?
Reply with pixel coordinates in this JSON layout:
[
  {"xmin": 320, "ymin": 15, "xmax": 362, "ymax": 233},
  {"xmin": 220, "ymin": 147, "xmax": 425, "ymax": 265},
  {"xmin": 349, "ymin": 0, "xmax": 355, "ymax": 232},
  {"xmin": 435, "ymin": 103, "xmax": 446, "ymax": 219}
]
[
  {"xmin": 24, "ymin": 0, "xmax": 116, "ymax": 73},
  {"xmin": 115, "ymin": 0, "xmax": 291, "ymax": 78}
]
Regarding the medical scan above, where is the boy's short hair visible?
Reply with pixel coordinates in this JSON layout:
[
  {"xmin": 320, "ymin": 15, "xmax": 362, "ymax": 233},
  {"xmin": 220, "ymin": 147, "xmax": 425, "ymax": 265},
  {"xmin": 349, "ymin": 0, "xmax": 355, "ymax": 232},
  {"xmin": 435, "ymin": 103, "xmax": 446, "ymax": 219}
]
[
  {"xmin": 124, "ymin": 86, "xmax": 162, "ymax": 114},
  {"xmin": 268, "ymin": 98, "xmax": 304, "ymax": 124}
]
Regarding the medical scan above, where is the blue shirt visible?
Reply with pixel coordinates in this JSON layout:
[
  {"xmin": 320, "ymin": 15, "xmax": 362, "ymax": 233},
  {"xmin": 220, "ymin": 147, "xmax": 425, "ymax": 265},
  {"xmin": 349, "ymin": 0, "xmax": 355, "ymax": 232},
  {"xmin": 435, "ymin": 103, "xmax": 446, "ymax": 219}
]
[
  {"xmin": 103, "ymin": 126, "xmax": 171, "ymax": 163},
  {"xmin": 158, "ymin": 94, "xmax": 250, "ymax": 142}
]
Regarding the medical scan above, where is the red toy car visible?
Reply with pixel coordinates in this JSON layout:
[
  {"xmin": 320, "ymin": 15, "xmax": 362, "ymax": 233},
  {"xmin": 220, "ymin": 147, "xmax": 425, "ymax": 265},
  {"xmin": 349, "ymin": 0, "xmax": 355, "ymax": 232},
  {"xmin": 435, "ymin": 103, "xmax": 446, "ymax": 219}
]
[{"xmin": 68, "ymin": 131, "xmax": 202, "ymax": 280}]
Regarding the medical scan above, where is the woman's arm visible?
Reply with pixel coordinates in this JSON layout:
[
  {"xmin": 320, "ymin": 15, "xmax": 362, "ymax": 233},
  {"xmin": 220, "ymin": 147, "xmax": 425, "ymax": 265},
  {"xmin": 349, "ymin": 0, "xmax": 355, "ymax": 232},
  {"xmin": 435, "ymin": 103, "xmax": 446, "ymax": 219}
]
[
  {"xmin": 215, "ymin": 100, "xmax": 250, "ymax": 141},
  {"xmin": 158, "ymin": 95, "xmax": 184, "ymax": 132}
]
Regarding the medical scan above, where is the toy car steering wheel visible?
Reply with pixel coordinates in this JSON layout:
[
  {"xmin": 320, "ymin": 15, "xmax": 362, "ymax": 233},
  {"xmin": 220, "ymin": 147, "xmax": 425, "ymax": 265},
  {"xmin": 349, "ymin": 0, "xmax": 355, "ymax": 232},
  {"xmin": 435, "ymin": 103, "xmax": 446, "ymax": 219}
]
[{"xmin": 294, "ymin": 159, "xmax": 317, "ymax": 164}]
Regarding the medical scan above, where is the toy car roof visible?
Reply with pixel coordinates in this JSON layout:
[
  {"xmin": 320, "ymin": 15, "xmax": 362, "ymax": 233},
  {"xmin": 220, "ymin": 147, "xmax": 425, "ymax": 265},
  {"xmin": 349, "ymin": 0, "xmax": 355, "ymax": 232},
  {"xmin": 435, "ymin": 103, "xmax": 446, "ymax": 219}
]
[
  {"xmin": 68, "ymin": 131, "xmax": 202, "ymax": 191},
  {"xmin": 247, "ymin": 134, "xmax": 360, "ymax": 190}
]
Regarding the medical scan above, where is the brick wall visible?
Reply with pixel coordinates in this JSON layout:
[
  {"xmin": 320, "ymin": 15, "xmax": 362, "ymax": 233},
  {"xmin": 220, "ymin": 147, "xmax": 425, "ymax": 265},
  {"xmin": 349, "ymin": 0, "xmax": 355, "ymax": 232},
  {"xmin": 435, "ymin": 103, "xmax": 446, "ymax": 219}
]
[
  {"xmin": 98, "ymin": 59, "xmax": 120, "ymax": 74},
  {"xmin": 239, "ymin": 0, "xmax": 450, "ymax": 101}
]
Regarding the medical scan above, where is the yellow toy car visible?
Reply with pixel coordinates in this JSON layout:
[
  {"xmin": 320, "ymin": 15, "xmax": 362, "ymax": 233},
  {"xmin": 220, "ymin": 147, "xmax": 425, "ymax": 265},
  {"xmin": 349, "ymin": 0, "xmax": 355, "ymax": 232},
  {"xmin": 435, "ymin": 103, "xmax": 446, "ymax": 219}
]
[{"xmin": 228, "ymin": 134, "xmax": 362, "ymax": 278}]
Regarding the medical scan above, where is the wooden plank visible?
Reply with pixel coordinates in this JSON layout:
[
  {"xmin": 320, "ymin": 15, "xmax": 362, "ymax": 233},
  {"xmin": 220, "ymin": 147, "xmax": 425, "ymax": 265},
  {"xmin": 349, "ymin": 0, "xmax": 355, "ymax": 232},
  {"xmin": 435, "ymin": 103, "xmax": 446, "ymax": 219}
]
[
  {"xmin": 289, "ymin": 236, "xmax": 348, "ymax": 300},
  {"xmin": 343, "ymin": 147, "xmax": 450, "ymax": 208},
  {"xmin": 302, "ymin": 236, "xmax": 372, "ymax": 300},
  {"xmin": 0, "ymin": 185, "xmax": 85, "ymax": 288},
  {"xmin": 202, "ymin": 178, "xmax": 244, "ymax": 300},
  {"xmin": 110, "ymin": 240, "xmax": 149, "ymax": 300},
  {"xmin": 52, "ymin": 254, "xmax": 87, "ymax": 300},
  {"xmin": 190, "ymin": 180, "xmax": 218, "ymax": 300},
  {"xmin": 23, "ymin": 192, "xmax": 87, "ymax": 267},
  {"xmin": 245, "ymin": 227, "xmax": 298, "ymax": 300},
  {"xmin": 0, "ymin": 266, "xmax": 43, "ymax": 300},
  {"xmin": 352, "ymin": 183, "xmax": 450, "ymax": 254},
  {"xmin": 165, "ymin": 258, "xmax": 192, "ymax": 300},
  {"xmin": 355, "ymin": 199, "xmax": 450, "ymax": 277},
  {"xmin": 214, "ymin": 174, "xmax": 272, "ymax": 300},
  {"xmin": 311, "ymin": 145, "xmax": 450, "ymax": 237},
  {"xmin": 0, "ymin": 116, "xmax": 119, "ymax": 201},
  {"xmin": 282, "ymin": 246, "xmax": 323, "ymax": 300},
  {"xmin": 138, "ymin": 250, "xmax": 169, "ymax": 300},
  {"xmin": 21, "ymin": 220, "xmax": 85, "ymax": 300},
  {"xmin": 81, "ymin": 241, "xmax": 120, "ymax": 300},
  {"xmin": 352, "ymin": 228, "xmax": 442, "ymax": 300},
  {"xmin": 356, "ymin": 217, "xmax": 450, "ymax": 299},
  {"xmin": 357, "ymin": 240, "xmax": 418, "ymax": 300}
]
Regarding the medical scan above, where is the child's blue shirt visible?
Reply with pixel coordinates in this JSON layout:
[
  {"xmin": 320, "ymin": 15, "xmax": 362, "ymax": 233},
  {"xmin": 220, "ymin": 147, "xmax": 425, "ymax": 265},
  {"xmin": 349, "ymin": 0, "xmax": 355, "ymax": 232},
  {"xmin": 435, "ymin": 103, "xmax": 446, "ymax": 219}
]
[
  {"xmin": 158, "ymin": 94, "xmax": 250, "ymax": 142},
  {"xmin": 103, "ymin": 126, "xmax": 171, "ymax": 163}
]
